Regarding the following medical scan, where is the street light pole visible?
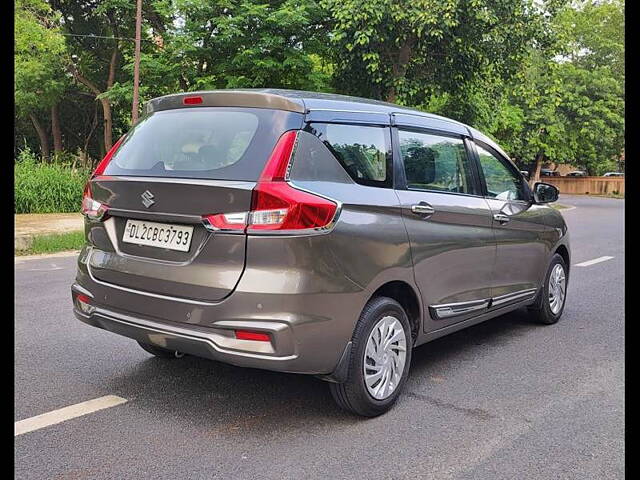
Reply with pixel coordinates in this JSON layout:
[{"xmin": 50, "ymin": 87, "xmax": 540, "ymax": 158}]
[{"xmin": 131, "ymin": 0, "xmax": 143, "ymax": 124}]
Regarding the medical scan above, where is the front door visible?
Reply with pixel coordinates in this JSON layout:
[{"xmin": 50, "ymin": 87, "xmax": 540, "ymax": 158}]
[
  {"xmin": 393, "ymin": 128, "xmax": 496, "ymax": 332},
  {"xmin": 473, "ymin": 141, "xmax": 550, "ymax": 307}
]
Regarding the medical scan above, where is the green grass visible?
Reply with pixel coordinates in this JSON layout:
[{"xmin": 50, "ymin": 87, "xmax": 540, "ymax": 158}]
[
  {"xmin": 16, "ymin": 231, "xmax": 85, "ymax": 256},
  {"xmin": 15, "ymin": 156, "xmax": 91, "ymax": 214}
]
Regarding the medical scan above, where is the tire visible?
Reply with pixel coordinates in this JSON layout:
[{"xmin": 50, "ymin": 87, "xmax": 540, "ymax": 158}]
[
  {"xmin": 137, "ymin": 341, "xmax": 185, "ymax": 359},
  {"xmin": 528, "ymin": 253, "xmax": 568, "ymax": 325},
  {"xmin": 329, "ymin": 296, "xmax": 412, "ymax": 417}
]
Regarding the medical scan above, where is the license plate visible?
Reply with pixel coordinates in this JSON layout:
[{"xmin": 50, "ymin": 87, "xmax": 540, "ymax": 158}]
[{"xmin": 123, "ymin": 219, "xmax": 194, "ymax": 252}]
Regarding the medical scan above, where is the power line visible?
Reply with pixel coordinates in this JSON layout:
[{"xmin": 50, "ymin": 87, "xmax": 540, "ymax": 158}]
[{"xmin": 61, "ymin": 33, "xmax": 154, "ymax": 42}]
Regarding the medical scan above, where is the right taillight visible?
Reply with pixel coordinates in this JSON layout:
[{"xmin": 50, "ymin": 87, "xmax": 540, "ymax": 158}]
[
  {"xmin": 248, "ymin": 181, "xmax": 337, "ymax": 231},
  {"xmin": 81, "ymin": 137, "xmax": 124, "ymax": 221},
  {"xmin": 202, "ymin": 130, "xmax": 338, "ymax": 233}
]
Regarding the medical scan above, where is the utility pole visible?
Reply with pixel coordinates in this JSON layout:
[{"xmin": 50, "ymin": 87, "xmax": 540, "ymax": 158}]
[{"xmin": 131, "ymin": 0, "xmax": 143, "ymax": 124}]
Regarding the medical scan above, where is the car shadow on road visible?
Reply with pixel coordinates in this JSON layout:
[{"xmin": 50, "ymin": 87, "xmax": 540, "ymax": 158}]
[{"xmin": 103, "ymin": 307, "xmax": 538, "ymax": 431}]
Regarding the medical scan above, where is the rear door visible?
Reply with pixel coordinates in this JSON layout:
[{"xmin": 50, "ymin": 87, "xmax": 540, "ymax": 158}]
[
  {"xmin": 392, "ymin": 120, "xmax": 496, "ymax": 331},
  {"xmin": 86, "ymin": 106, "xmax": 302, "ymax": 304}
]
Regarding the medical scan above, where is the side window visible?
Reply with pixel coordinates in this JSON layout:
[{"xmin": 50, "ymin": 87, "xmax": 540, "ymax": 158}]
[
  {"xmin": 475, "ymin": 144, "xmax": 525, "ymax": 201},
  {"xmin": 309, "ymin": 123, "xmax": 392, "ymax": 187},
  {"xmin": 398, "ymin": 129, "xmax": 475, "ymax": 194}
]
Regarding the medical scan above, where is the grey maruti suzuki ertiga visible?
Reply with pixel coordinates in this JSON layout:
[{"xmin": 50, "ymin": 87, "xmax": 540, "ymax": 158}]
[{"xmin": 72, "ymin": 89, "xmax": 570, "ymax": 417}]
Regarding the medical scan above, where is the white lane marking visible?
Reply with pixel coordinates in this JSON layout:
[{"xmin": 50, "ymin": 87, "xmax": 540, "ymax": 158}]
[
  {"xmin": 574, "ymin": 256, "xmax": 614, "ymax": 267},
  {"xmin": 22, "ymin": 266, "xmax": 64, "ymax": 272},
  {"xmin": 15, "ymin": 395, "xmax": 128, "ymax": 436}
]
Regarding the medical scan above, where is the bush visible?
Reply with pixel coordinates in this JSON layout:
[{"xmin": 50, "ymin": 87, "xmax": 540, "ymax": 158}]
[{"xmin": 15, "ymin": 148, "xmax": 91, "ymax": 214}]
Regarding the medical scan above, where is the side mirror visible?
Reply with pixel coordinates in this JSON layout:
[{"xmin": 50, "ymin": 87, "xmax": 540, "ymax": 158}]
[{"xmin": 533, "ymin": 182, "xmax": 559, "ymax": 204}]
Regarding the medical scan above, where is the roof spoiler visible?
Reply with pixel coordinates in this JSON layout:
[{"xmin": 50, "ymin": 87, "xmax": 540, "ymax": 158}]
[{"xmin": 146, "ymin": 90, "xmax": 306, "ymax": 114}]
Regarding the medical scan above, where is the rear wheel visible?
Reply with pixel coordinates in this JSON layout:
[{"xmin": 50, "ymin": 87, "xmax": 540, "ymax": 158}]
[
  {"xmin": 329, "ymin": 296, "xmax": 412, "ymax": 417},
  {"xmin": 137, "ymin": 341, "xmax": 185, "ymax": 359},
  {"xmin": 529, "ymin": 253, "xmax": 568, "ymax": 325}
]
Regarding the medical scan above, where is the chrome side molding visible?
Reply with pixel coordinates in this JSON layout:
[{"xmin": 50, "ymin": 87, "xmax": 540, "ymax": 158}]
[
  {"xmin": 429, "ymin": 299, "xmax": 490, "ymax": 320},
  {"xmin": 491, "ymin": 288, "xmax": 537, "ymax": 308},
  {"xmin": 429, "ymin": 288, "xmax": 538, "ymax": 320}
]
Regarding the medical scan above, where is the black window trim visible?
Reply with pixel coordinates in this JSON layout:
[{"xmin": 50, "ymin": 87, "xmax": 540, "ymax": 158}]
[
  {"xmin": 470, "ymin": 139, "xmax": 532, "ymax": 203},
  {"xmin": 391, "ymin": 125, "xmax": 484, "ymax": 198}
]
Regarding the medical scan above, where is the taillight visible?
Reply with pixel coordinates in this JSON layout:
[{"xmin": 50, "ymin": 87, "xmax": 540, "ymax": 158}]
[
  {"xmin": 201, "ymin": 130, "xmax": 338, "ymax": 233},
  {"xmin": 248, "ymin": 182, "xmax": 337, "ymax": 231},
  {"xmin": 81, "ymin": 183, "xmax": 109, "ymax": 221},
  {"xmin": 202, "ymin": 212, "xmax": 247, "ymax": 231},
  {"xmin": 81, "ymin": 137, "xmax": 124, "ymax": 221},
  {"xmin": 93, "ymin": 137, "xmax": 124, "ymax": 177}
]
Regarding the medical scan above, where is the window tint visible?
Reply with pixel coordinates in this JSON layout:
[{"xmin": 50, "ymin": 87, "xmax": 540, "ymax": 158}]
[
  {"xmin": 398, "ymin": 130, "xmax": 475, "ymax": 194},
  {"xmin": 104, "ymin": 107, "xmax": 299, "ymax": 181},
  {"xmin": 476, "ymin": 144, "xmax": 525, "ymax": 201},
  {"xmin": 309, "ymin": 123, "xmax": 392, "ymax": 187}
]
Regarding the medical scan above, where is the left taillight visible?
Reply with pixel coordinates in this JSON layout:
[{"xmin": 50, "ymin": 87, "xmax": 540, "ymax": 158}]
[{"xmin": 81, "ymin": 137, "xmax": 123, "ymax": 221}]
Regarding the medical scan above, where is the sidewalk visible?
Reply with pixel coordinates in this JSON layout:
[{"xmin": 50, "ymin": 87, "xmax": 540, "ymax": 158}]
[{"xmin": 15, "ymin": 213, "xmax": 84, "ymax": 250}]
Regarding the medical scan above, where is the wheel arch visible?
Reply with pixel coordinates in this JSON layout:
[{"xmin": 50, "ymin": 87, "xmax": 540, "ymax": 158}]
[
  {"xmin": 368, "ymin": 280, "xmax": 422, "ymax": 342},
  {"xmin": 554, "ymin": 244, "xmax": 570, "ymax": 270}
]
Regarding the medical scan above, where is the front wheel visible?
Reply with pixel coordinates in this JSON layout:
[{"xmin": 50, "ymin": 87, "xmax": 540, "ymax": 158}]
[
  {"xmin": 329, "ymin": 296, "xmax": 412, "ymax": 417},
  {"xmin": 529, "ymin": 253, "xmax": 568, "ymax": 325}
]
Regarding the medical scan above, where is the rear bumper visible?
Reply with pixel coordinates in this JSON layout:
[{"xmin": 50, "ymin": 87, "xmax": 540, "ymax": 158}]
[
  {"xmin": 71, "ymin": 280, "xmax": 354, "ymax": 375},
  {"xmin": 72, "ymin": 300, "xmax": 307, "ymax": 372}
]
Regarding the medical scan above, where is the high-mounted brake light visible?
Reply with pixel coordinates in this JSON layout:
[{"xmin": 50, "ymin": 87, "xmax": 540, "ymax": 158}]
[
  {"xmin": 81, "ymin": 136, "xmax": 124, "ymax": 221},
  {"xmin": 183, "ymin": 96, "xmax": 203, "ymax": 105},
  {"xmin": 201, "ymin": 130, "xmax": 338, "ymax": 233}
]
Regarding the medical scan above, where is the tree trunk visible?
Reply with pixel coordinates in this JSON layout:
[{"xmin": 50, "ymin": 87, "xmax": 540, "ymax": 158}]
[
  {"xmin": 530, "ymin": 152, "xmax": 544, "ymax": 186},
  {"xmin": 100, "ymin": 97, "xmax": 113, "ymax": 152},
  {"xmin": 68, "ymin": 46, "xmax": 119, "ymax": 152},
  {"xmin": 178, "ymin": 74, "xmax": 189, "ymax": 91},
  {"xmin": 385, "ymin": 40, "xmax": 414, "ymax": 104},
  {"xmin": 51, "ymin": 104, "xmax": 63, "ymax": 154},
  {"xmin": 29, "ymin": 114, "xmax": 50, "ymax": 161}
]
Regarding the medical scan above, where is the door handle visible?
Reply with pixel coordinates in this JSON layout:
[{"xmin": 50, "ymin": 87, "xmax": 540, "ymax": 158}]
[
  {"xmin": 493, "ymin": 213, "xmax": 510, "ymax": 224},
  {"xmin": 411, "ymin": 203, "xmax": 435, "ymax": 216}
]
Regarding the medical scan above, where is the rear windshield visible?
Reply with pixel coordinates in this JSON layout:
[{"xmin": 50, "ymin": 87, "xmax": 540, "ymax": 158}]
[{"xmin": 104, "ymin": 107, "xmax": 301, "ymax": 181}]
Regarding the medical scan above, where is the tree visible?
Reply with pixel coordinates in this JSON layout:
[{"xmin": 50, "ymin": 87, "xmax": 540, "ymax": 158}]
[
  {"xmin": 51, "ymin": 0, "xmax": 138, "ymax": 152},
  {"xmin": 491, "ymin": 0, "xmax": 625, "ymax": 181},
  {"xmin": 153, "ymin": 0, "xmax": 330, "ymax": 92},
  {"xmin": 15, "ymin": 0, "xmax": 67, "ymax": 160},
  {"xmin": 321, "ymin": 0, "xmax": 559, "ymax": 107}
]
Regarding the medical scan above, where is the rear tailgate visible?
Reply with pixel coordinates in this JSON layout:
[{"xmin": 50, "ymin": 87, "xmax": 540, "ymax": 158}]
[
  {"xmin": 85, "ymin": 105, "xmax": 302, "ymax": 304},
  {"xmin": 88, "ymin": 177, "xmax": 253, "ymax": 302}
]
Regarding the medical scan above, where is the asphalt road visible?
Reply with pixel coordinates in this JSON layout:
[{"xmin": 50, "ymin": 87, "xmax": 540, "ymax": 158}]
[{"xmin": 14, "ymin": 194, "xmax": 624, "ymax": 479}]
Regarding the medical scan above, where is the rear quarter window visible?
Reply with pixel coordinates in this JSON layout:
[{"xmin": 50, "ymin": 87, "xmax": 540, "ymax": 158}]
[{"xmin": 305, "ymin": 123, "xmax": 393, "ymax": 188}]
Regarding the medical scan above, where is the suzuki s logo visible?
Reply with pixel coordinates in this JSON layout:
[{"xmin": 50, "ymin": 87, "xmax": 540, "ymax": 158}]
[{"xmin": 141, "ymin": 190, "xmax": 155, "ymax": 208}]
